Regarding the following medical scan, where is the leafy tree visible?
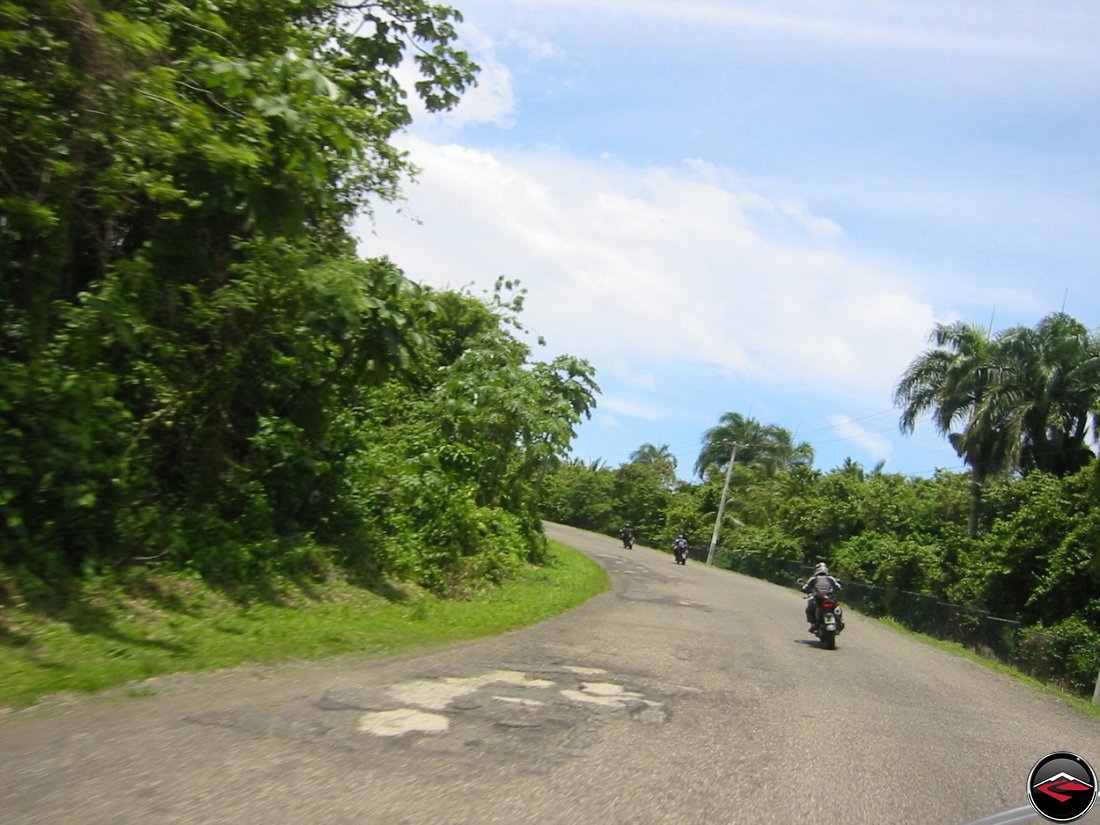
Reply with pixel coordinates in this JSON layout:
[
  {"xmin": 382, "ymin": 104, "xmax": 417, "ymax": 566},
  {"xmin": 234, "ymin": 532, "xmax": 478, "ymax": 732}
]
[
  {"xmin": 611, "ymin": 462, "xmax": 670, "ymax": 538},
  {"xmin": 986, "ymin": 313, "xmax": 1100, "ymax": 476},
  {"xmin": 1, "ymin": 0, "xmax": 602, "ymax": 593},
  {"xmin": 895, "ymin": 321, "xmax": 1011, "ymax": 537},
  {"xmin": 2, "ymin": 0, "xmax": 477, "ymax": 324},
  {"xmin": 694, "ymin": 412, "xmax": 813, "ymax": 479},
  {"xmin": 539, "ymin": 460, "xmax": 616, "ymax": 533},
  {"xmin": 628, "ymin": 442, "xmax": 678, "ymax": 489},
  {"xmin": 630, "ymin": 442, "xmax": 675, "ymax": 466}
]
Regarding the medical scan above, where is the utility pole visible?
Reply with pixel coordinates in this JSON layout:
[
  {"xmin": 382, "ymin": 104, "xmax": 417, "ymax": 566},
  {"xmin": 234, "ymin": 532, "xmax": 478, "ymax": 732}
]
[{"xmin": 706, "ymin": 443, "xmax": 737, "ymax": 566}]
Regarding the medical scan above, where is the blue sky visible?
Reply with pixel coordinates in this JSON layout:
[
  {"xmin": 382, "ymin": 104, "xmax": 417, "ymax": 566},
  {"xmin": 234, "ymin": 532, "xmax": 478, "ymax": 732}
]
[{"xmin": 355, "ymin": 0, "xmax": 1100, "ymax": 480}]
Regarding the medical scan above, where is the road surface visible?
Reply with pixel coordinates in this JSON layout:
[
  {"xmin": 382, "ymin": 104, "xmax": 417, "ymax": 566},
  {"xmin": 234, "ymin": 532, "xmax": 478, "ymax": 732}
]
[{"xmin": 1, "ymin": 523, "xmax": 1097, "ymax": 823}]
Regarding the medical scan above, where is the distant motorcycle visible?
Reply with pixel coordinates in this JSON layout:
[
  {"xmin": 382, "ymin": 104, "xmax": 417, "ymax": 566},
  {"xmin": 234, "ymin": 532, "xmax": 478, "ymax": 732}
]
[
  {"xmin": 672, "ymin": 541, "xmax": 688, "ymax": 565},
  {"xmin": 621, "ymin": 532, "xmax": 634, "ymax": 549}
]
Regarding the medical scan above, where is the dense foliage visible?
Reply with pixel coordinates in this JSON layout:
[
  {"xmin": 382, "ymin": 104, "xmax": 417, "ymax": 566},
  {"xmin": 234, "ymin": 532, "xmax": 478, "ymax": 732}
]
[
  {"xmin": 0, "ymin": 0, "xmax": 596, "ymax": 595},
  {"xmin": 541, "ymin": 318, "xmax": 1100, "ymax": 693}
]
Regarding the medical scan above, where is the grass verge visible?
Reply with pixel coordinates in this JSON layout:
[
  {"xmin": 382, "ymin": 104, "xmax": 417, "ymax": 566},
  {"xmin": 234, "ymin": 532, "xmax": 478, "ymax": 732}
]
[
  {"xmin": 0, "ymin": 540, "xmax": 609, "ymax": 709},
  {"xmin": 875, "ymin": 616, "xmax": 1100, "ymax": 722}
]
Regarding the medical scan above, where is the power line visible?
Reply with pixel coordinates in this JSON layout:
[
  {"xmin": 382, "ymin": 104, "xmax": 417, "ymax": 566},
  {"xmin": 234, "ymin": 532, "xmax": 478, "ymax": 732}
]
[{"xmin": 792, "ymin": 407, "xmax": 899, "ymax": 438}]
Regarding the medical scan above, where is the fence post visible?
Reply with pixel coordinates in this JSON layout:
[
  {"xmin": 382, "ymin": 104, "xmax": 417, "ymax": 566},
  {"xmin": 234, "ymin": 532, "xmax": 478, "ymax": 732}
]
[{"xmin": 1093, "ymin": 666, "xmax": 1100, "ymax": 705}]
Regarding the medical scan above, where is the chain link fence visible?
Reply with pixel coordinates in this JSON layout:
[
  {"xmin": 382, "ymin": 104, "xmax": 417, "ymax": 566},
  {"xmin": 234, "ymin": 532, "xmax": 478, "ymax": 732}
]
[{"xmin": 717, "ymin": 551, "xmax": 1098, "ymax": 698}]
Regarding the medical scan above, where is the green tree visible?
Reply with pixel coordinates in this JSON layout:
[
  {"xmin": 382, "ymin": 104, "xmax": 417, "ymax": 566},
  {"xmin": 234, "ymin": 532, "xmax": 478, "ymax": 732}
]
[
  {"xmin": 612, "ymin": 462, "xmax": 671, "ymax": 538},
  {"xmin": 895, "ymin": 321, "xmax": 1011, "ymax": 537},
  {"xmin": 539, "ymin": 460, "xmax": 616, "ymax": 533},
  {"xmin": 628, "ymin": 442, "xmax": 678, "ymax": 489},
  {"xmin": 0, "ymin": 0, "xmax": 607, "ymax": 592},
  {"xmin": 2, "ymin": 0, "xmax": 477, "ymax": 325},
  {"xmin": 694, "ymin": 412, "xmax": 813, "ymax": 478},
  {"xmin": 987, "ymin": 313, "xmax": 1100, "ymax": 476}
]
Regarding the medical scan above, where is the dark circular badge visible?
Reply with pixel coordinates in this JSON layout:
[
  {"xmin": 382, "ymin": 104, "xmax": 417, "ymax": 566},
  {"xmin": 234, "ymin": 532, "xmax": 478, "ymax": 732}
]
[{"xmin": 1027, "ymin": 751, "xmax": 1097, "ymax": 822}]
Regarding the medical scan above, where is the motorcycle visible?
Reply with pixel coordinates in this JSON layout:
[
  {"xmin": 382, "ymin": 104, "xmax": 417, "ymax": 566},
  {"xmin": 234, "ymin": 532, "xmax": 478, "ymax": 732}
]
[
  {"xmin": 806, "ymin": 592, "xmax": 844, "ymax": 650},
  {"xmin": 673, "ymin": 542, "xmax": 688, "ymax": 565},
  {"xmin": 621, "ymin": 533, "xmax": 634, "ymax": 549}
]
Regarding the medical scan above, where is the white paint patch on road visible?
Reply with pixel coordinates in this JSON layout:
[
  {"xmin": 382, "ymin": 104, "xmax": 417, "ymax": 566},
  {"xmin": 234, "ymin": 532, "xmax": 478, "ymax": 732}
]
[
  {"xmin": 560, "ymin": 682, "xmax": 658, "ymax": 710},
  {"xmin": 358, "ymin": 667, "xmax": 664, "ymax": 739},
  {"xmin": 358, "ymin": 708, "xmax": 449, "ymax": 737},
  {"xmin": 389, "ymin": 670, "xmax": 555, "ymax": 710}
]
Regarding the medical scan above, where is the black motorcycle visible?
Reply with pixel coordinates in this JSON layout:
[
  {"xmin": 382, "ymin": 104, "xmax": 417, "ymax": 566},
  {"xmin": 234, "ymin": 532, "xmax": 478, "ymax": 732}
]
[
  {"xmin": 806, "ymin": 592, "xmax": 844, "ymax": 650},
  {"xmin": 673, "ymin": 542, "xmax": 688, "ymax": 565}
]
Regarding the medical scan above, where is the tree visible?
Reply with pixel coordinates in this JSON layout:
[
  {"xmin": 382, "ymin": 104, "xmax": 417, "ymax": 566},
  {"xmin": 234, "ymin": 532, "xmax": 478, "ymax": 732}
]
[
  {"xmin": 895, "ymin": 321, "xmax": 1011, "ymax": 537},
  {"xmin": 612, "ymin": 463, "xmax": 671, "ymax": 537},
  {"xmin": 630, "ymin": 442, "xmax": 676, "ymax": 467},
  {"xmin": 986, "ymin": 313, "xmax": 1100, "ymax": 476},
  {"xmin": 2, "ymin": 0, "xmax": 478, "ymax": 326},
  {"xmin": 0, "ymin": 0, "xmax": 510, "ymax": 583},
  {"xmin": 628, "ymin": 443, "xmax": 678, "ymax": 489},
  {"xmin": 539, "ymin": 460, "xmax": 616, "ymax": 533},
  {"xmin": 694, "ymin": 412, "xmax": 813, "ymax": 478}
]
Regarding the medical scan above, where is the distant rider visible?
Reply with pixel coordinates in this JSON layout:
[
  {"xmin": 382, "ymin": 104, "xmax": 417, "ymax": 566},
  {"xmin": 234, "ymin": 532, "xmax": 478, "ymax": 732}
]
[
  {"xmin": 802, "ymin": 562, "xmax": 842, "ymax": 631},
  {"xmin": 619, "ymin": 524, "xmax": 635, "ymax": 547},
  {"xmin": 672, "ymin": 533, "xmax": 689, "ymax": 563}
]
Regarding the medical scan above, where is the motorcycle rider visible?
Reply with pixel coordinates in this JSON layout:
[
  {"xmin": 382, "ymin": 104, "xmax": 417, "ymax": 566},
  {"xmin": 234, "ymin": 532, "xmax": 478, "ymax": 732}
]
[
  {"xmin": 672, "ymin": 533, "xmax": 689, "ymax": 563},
  {"xmin": 802, "ymin": 562, "xmax": 842, "ymax": 631},
  {"xmin": 619, "ymin": 524, "xmax": 635, "ymax": 547}
]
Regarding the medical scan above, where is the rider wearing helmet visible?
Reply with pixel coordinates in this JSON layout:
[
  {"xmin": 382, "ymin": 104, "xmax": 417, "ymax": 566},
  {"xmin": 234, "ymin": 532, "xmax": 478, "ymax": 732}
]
[
  {"xmin": 802, "ymin": 562, "xmax": 842, "ymax": 631},
  {"xmin": 672, "ymin": 533, "xmax": 689, "ymax": 563}
]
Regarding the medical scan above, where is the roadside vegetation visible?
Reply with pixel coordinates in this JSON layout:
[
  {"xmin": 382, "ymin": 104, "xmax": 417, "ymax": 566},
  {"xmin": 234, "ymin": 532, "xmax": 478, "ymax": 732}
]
[
  {"xmin": 0, "ymin": 0, "xmax": 607, "ymax": 705},
  {"xmin": 0, "ymin": 540, "xmax": 608, "ymax": 708}
]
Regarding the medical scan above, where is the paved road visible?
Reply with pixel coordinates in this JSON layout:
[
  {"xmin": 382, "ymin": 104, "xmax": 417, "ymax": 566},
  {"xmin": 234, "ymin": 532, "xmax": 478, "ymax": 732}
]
[{"xmin": 1, "ymin": 523, "xmax": 1098, "ymax": 824}]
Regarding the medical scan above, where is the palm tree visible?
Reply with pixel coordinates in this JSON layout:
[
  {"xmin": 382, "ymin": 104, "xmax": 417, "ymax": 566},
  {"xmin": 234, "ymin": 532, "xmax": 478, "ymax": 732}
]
[
  {"xmin": 986, "ymin": 313, "xmax": 1100, "ymax": 476},
  {"xmin": 629, "ymin": 443, "xmax": 677, "ymax": 469},
  {"xmin": 694, "ymin": 412, "xmax": 814, "ymax": 478},
  {"xmin": 629, "ymin": 443, "xmax": 678, "ymax": 489},
  {"xmin": 894, "ymin": 320, "xmax": 1011, "ymax": 537}
]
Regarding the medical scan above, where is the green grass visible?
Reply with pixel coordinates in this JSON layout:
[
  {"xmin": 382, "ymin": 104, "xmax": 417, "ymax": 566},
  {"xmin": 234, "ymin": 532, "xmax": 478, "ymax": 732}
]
[
  {"xmin": 875, "ymin": 616, "xmax": 1100, "ymax": 722},
  {"xmin": 0, "ymin": 541, "xmax": 610, "ymax": 709}
]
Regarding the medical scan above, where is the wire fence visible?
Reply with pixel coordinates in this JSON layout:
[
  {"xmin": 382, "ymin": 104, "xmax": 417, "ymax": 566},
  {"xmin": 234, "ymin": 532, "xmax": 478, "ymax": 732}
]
[{"xmin": 709, "ymin": 550, "xmax": 1097, "ymax": 698}]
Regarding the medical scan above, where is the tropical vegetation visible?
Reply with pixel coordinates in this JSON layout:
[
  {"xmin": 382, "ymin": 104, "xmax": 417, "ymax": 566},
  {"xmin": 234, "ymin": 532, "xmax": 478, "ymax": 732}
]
[{"xmin": 0, "ymin": 0, "xmax": 596, "ymax": 607}]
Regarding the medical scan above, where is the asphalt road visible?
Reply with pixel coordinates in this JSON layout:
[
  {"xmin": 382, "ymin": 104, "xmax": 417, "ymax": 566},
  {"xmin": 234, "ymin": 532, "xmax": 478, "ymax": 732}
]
[{"xmin": 1, "ymin": 523, "xmax": 1098, "ymax": 824}]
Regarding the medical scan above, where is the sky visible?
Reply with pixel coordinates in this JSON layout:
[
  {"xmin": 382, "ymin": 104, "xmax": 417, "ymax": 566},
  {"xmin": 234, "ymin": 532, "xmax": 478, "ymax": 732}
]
[{"xmin": 354, "ymin": 0, "xmax": 1100, "ymax": 481}]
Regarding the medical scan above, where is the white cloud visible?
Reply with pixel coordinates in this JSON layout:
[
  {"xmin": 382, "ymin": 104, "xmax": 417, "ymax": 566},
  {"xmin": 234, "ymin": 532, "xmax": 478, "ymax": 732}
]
[
  {"xmin": 601, "ymin": 358, "xmax": 657, "ymax": 391},
  {"xmin": 357, "ymin": 138, "xmax": 937, "ymax": 402},
  {"xmin": 598, "ymin": 397, "xmax": 667, "ymax": 422},
  {"xmin": 505, "ymin": 29, "xmax": 563, "ymax": 62},
  {"xmin": 595, "ymin": 414, "xmax": 623, "ymax": 430}
]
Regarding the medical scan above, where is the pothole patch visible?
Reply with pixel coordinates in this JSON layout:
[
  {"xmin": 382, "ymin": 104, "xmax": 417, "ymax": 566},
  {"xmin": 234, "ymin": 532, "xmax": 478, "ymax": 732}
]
[
  {"xmin": 357, "ymin": 708, "xmax": 450, "ymax": 737},
  {"xmin": 356, "ymin": 666, "xmax": 666, "ymax": 740}
]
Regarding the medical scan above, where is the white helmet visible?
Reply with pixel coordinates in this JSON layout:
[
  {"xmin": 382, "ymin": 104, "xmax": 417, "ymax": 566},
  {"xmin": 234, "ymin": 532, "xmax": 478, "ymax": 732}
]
[{"xmin": 814, "ymin": 562, "xmax": 828, "ymax": 575}]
